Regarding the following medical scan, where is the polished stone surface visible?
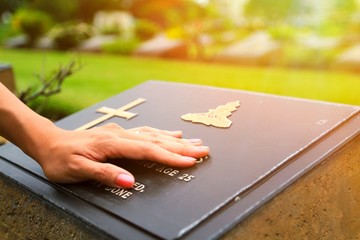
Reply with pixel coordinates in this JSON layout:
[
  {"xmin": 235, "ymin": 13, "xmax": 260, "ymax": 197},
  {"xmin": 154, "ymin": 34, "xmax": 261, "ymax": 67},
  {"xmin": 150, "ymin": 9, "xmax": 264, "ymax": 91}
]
[{"xmin": 0, "ymin": 81, "xmax": 359, "ymax": 239}]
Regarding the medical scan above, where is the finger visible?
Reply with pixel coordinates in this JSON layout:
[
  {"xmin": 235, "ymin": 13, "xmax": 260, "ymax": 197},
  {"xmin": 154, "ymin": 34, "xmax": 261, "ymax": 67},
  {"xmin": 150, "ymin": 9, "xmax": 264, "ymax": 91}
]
[
  {"xmin": 127, "ymin": 129, "xmax": 204, "ymax": 147},
  {"xmin": 93, "ymin": 124, "xmax": 187, "ymax": 146},
  {"xmin": 77, "ymin": 159, "xmax": 135, "ymax": 188},
  {"xmin": 97, "ymin": 124, "xmax": 201, "ymax": 147},
  {"xmin": 105, "ymin": 138, "xmax": 208, "ymax": 167},
  {"xmin": 81, "ymin": 126, "xmax": 209, "ymax": 165},
  {"xmin": 130, "ymin": 130, "xmax": 208, "ymax": 154},
  {"xmin": 128, "ymin": 126, "xmax": 182, "ymax": 138}
]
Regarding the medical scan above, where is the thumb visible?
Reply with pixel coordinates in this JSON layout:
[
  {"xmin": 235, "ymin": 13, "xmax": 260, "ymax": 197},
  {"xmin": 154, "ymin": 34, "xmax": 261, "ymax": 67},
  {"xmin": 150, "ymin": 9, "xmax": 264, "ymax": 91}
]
[{"xmin": 82, "ymin": 161, "xmax": 135, "ymax": 188}]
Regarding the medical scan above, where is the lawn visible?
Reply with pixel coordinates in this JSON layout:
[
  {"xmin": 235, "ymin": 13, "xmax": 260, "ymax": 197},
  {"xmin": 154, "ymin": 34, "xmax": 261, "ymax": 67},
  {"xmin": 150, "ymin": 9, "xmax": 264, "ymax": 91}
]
[{"xmin": 1, "ymin": 48, "xmax": 359, "ymax": 117}]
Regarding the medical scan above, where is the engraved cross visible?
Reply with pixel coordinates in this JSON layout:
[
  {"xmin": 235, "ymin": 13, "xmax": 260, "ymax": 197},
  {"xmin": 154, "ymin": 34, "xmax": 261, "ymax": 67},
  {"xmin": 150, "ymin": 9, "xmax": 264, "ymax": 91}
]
[{"xmin": 76, "ymin": 98, "xmax": 146, "ymax": 130}]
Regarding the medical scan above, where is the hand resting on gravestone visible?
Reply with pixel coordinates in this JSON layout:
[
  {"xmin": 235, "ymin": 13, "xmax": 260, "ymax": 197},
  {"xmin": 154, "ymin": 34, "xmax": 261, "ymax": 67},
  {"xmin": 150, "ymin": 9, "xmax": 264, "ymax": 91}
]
[
  {"xmin": 34, "ymin": 124, "xmax": 209, "ymax": 188},
  {"xmin": 0, "ymin": 83, "xmax": 209, "ymax": 188}
]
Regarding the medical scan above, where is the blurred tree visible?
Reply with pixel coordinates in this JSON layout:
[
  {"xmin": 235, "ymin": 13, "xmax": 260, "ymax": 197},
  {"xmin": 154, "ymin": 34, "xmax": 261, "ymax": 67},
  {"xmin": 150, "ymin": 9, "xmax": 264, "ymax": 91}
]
[
  {"xmin": 328, "ymin": 0, "xmax": 357, "ymax": 25},
  {"xmin": 24, "ymin": 0, "xmax": 77, "ymax": 22},
  {"xmin": 320, "ymin": 0, "xmax": 358, "ymax": 36},
  {"xmin": 0, "ymin": 0, "xmax": 24, "ymax": 15},
  {"xmin": 244, "ymin": 0, "xmax": 303, "ymax": 23},
  {"xmin": 76, "ymin": 0, "xmax": 127, "ymax": 22},
  {"xmin": 130, "ymin": 0, "xmax": 202, "ymax": 27},
  {"xmin": 12, "ymin": 8, "xmax": 52, "ymax": 46},
  {"xmin": 2, "ymin": 0, "xmax": 207, "ymax": 26}
]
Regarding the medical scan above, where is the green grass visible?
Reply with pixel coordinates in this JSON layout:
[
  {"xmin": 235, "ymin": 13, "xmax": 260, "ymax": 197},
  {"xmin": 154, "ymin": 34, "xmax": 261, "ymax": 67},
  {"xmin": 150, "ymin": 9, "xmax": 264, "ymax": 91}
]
[{"xmin": 1, "ymin": 48, "xmax": 359, "ymax": 117}]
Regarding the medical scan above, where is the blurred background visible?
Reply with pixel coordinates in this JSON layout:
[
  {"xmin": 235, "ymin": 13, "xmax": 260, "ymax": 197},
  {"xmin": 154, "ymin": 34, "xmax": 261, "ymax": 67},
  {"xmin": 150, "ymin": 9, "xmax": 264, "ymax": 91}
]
[{"xmin": 0, "ymin": 0, "xmax": 359, "ymax": 119}]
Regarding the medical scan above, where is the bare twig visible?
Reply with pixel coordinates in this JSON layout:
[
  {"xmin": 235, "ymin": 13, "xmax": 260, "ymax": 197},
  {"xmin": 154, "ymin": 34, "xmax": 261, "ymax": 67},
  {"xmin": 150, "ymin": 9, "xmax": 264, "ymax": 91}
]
[{"xmin": 18, "ymin": 59, "xmax": 81, "ymax": 107}]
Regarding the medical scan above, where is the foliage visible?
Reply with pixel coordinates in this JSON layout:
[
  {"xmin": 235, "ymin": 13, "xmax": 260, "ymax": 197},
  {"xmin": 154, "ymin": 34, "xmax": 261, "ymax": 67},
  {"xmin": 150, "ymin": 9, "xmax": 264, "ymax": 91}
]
[
  {"xmin": 49, "ymin": 22, "xmax": 92, "ymax": 50},
  {"xmin": 0, "ymin": 0, "xmax": 24, "ymax": 15},
  {"xmin": 316, "ymin": 0, "xmax": 358, "ymax": 37},
  {"xmin": 17, "ymin": 58, "xmax": 81, "ymax": 115},
  {"xmin": 244, "ymin": 0, "xmax": 301, "ymax": 22},
  {"xmin": 0, "ymin": 23, "xmax": 12, "ymax": 44},
  {"xmin": 164, "ymin": 1, "xmax": 205, "ymax": 28},
  {"xmin": 24, "ymin": 0, "xmax": 77, "ymax": 22},
  {"xmin": 130, "ymin": 0, "xmax": 201, "ymax": 28},
  {"xmin": 340, "ymin": 20, "xmax": 360, "ymax": 48},
  {"xmin": 101, "ymin": 38, "xmax": 140, "ymax": 55},
  {"xmin": 76, "ymin": 0, "xmax": 126, "ymax": 22},
  {"xmin": 98, "ymin": 23, "xmax": 123, "ymax": 36},
  {"xmin": 267, "ymin": 24, "xmax": 298, "ymax": 42},
  {"xmin": 135, "ymin": 19, "xmax": 161, "ymax": 40},
  {"xmin": 11, "ymin": 8, "xmax": 52, "ymax": 45},
  {"xmin": 3, "ymin": 0, "xmax": 360, "ymax": 75},
  {"xmin": 333, "ymin": 0, "xmax": 358, "ymax": 17}
]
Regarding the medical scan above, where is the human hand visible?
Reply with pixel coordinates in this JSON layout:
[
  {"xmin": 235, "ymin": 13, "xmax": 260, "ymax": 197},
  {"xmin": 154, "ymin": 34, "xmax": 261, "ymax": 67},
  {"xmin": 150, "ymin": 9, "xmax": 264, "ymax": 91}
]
[{"xmin": 35, "ymin": 123, "xmax": 209, "ymax": 188}]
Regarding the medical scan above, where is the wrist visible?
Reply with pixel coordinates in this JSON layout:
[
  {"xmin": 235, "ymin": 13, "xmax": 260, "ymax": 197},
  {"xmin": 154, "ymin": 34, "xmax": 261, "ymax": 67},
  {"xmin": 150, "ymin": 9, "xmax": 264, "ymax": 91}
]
[{"xmin": 23, "ymin": 117, "xmax": 61, "ymax": 165}]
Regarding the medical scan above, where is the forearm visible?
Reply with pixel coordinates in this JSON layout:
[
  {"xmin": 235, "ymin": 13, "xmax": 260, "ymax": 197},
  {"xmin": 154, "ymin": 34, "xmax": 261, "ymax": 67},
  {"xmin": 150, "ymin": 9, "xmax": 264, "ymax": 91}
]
[{"xmin": 0, "ymin": 83, "xmax": 57, "ymax": 162}]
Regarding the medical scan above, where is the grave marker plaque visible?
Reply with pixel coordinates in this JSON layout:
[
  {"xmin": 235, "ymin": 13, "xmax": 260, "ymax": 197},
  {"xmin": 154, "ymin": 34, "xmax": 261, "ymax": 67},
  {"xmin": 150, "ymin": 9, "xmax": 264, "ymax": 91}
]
[{"xmin": 0, "ymin": 81, "xmax": 359, "ymax": 239}]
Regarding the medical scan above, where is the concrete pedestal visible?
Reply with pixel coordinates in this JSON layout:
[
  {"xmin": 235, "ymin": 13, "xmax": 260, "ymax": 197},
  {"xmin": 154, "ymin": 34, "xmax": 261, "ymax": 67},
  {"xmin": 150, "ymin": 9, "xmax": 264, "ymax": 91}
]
[{"xmin": 223, "ymin": 134, "xmax": 360, "ymax": 239}]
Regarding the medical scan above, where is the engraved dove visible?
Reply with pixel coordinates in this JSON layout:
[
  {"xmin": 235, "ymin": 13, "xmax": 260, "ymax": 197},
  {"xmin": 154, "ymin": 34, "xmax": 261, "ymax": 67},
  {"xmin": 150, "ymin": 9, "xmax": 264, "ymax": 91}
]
[{"xmin": 181, "ymin": 100, "xmax": 240, "ymax": 128}]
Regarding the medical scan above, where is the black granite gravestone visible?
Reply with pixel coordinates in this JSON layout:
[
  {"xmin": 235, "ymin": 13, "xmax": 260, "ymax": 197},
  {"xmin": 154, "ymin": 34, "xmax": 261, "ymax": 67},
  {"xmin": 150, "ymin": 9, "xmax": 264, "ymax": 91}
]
[{"xmin": 0, "ymin": 81, "xmax": 359, "ymax": 239}]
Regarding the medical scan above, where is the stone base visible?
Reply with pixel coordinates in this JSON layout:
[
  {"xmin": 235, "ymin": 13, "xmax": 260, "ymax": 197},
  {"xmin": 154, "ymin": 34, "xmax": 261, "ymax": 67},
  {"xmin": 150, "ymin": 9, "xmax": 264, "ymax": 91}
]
[
  {"xmin": 222, "ymin": 134, "xmax": 360, "ymax": 239},
  {"xmin": 0, "ymin": 174, "xmax": 111, "ymax": 240},
  {"xmin": 1, "ymin": 134, "xmax": 359, "ymax": 239}
]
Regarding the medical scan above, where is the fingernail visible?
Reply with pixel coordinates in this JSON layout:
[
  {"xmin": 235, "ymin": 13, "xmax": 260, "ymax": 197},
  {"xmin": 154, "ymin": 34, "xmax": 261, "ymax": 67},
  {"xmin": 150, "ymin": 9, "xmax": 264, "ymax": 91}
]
[
  {"xmin": 182, "ymin": 156, "xmax": 196, "ymax": 163},
  {"xmin": 195, "ymin": 146, "xmax": 209, "ymax": 152},
  {"xmin": 171, "ymin": 130, "xmax": 182, "ymax": 136},
  {"xmin": 188, "ymin": 139, "xmax": 202, "ymax": 144},
  {"xmin": 115, "ymin": 174, "xmax": 135, "ymax": 188}
]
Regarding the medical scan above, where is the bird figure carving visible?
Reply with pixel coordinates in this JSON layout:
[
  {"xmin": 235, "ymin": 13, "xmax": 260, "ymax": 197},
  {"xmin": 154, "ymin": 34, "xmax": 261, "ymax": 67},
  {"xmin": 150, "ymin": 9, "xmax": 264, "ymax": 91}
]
[{"xmin": 181, "ymin": 100, "xmax": 240, "ymax": 128}]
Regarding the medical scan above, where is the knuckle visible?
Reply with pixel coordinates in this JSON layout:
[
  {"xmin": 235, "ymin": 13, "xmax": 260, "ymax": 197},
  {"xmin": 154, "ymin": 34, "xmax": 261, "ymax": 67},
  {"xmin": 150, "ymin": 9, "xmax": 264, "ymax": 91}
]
[
  {"xmin": 138, "ymin": 126, "xmax": 152, "ymax": 132},
  {"xmin": 91, "ymin": 133, "xmax": 113, "ymax": 145},
  {"xmin": 176, "ymin": 142, "xmax": 191, "ymax": 155},
  {"xmin": 148, "ymin": 132, "xmax": 160, "ymax": 138},
  {"xmin": 90, "ymin": 129, "xmax": 119, "ymax": 142},
  {"xmin": 67, "ymin": 161, "xmax": 81, "ymax": 173},
  {"xmin": 102, "ymin": 123, "xmax": 123, "ymax": 131},
  {"xmin": 93, "ymin": 164, "xmax": 111, "ymax": 182},
  {"xmin": 106, "ymin": 122, "xmax": 119, "ymax": 128},
  {"xmin": 150, "ymin": 138, "xmax": 162, "ymax": 145}
]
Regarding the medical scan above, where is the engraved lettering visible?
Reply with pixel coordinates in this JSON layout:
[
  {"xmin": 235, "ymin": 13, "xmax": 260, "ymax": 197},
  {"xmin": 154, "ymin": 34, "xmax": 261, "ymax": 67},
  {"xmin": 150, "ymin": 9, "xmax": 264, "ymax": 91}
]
[
  {"xmin": 156, "ymin": 166, "xmax": 179, "ymax": 177},
  {"xmin": 163, "ymin": 168, "xmax": 179, "ymax": 176},
  {"xmin": 156, "ymin": 165, "xmax": 166, "ymax": 172},
  {"xmin": 119, "ymin": 191, "xmax": 133, "ymax": 199},
  {"xmin": 144, "ymin": 162, "xmax": 156, "ymax": 168},
  {"xmin": 133, "ymin": 182, "xmax": 145, "ymax": 193},
  {"xmin": 91, "ymin": 181, "xmax": 146, "ymax": 200},
  {"xmin": 105, "ymin": 186, "xmax": 134, "ymax": 199},
  {"xmin": 178, "ymin": 174, "xmax": 195, "ymax": 182},
  {"xmin": 196, "ymin": 155, "xmax": 209, "ymax": 164}
]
